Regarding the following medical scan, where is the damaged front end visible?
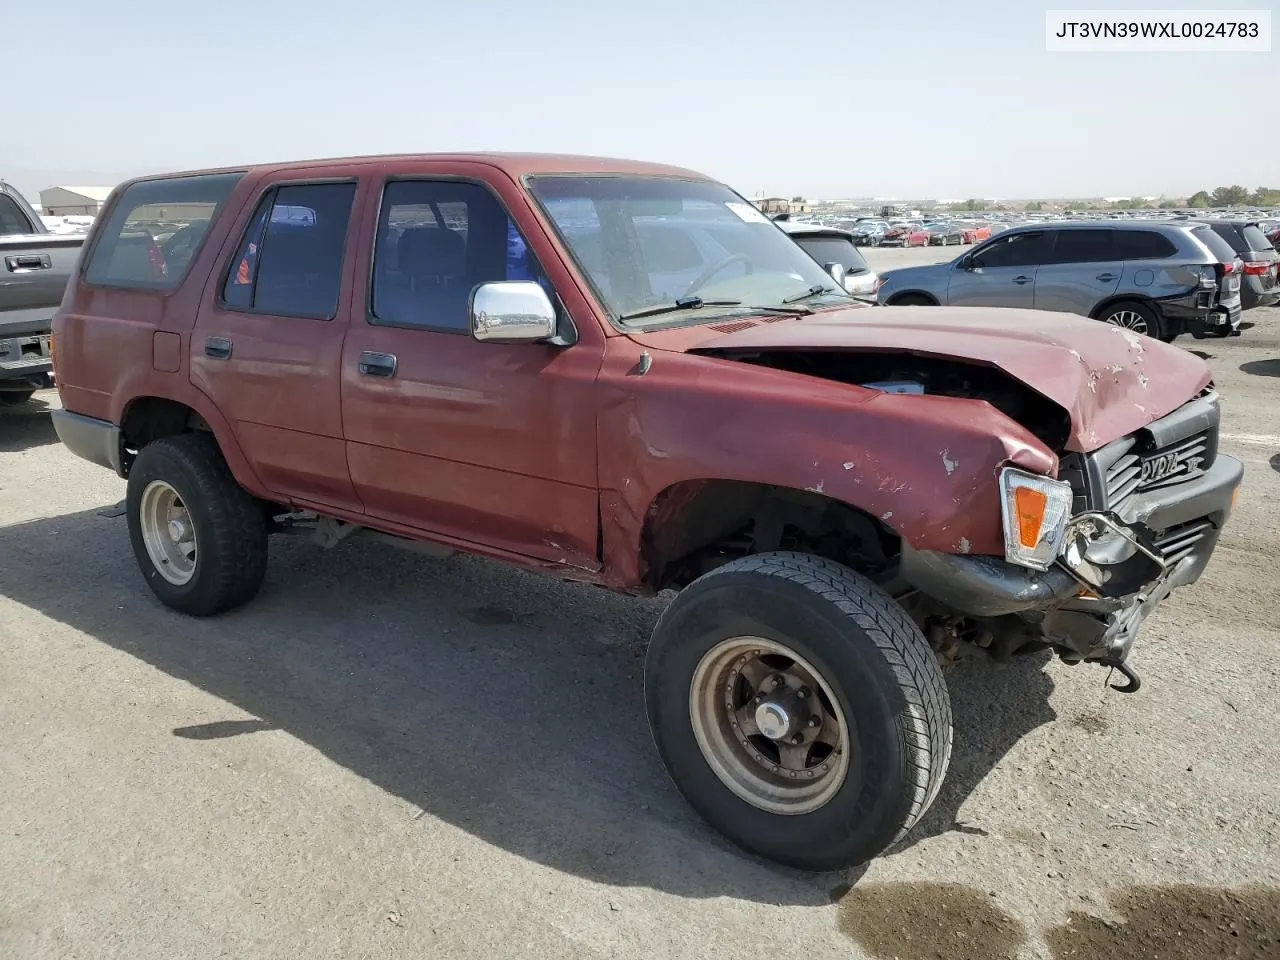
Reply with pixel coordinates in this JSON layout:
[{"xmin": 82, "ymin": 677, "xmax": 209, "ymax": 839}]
[{"xmin": 899, "ymin": 390, "xmax": 1242, "ymax": 690}]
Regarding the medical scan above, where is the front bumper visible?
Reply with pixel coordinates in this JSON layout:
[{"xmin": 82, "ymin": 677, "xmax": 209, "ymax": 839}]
[
  {"xmin": 51, "ymin": 409, "xmax": 124, "ymax": 475},
  {"xmin": 900, "ymin": 448, "xmax": 1242, "ymax": 666}
]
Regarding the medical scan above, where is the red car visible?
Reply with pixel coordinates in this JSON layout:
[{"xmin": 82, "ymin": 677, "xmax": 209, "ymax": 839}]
[
  {"xmin": 882, "ymin": 222, "xmax": 930, "ymax": 247},
  {"xmin": 960, "ymin": 223, "xmax": 992, "ymax": 244}
]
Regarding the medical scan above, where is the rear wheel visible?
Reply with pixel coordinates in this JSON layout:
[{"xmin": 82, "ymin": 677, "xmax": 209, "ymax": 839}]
[
  {"xmin": 644, "ymin": 552, "xmax": 952, "ymax": 871},
  {"xmin": 1098, "ymin": 300, "xmax": 1165, "ymax": 340},
  {"xmin": 0, "ymin": 390, "xmax": 35, "ymax": 407},
  {"xmin": 126, "ymin": 433, "xmax": 268, "ymax": 616}
]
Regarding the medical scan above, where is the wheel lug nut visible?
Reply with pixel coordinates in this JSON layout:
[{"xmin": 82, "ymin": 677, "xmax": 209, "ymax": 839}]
[
  {"xmin": 808, "ymin": 716, "xmax": 820, "ymax": 727},
  {"xmin": 772, "ymin": 674, "xmax": 786, "ymax": 689},
  {"xmin": 791, "ymin": 733, "xmax": 804, "ymax": 744},
  {"xmin": 797, "ymin": 687, "xmax": 809, "ymax": 699}
]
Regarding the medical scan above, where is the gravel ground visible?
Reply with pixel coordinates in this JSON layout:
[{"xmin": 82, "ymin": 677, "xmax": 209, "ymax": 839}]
[{"xmin": 2, "ymin": 245, "xmax": 1278, "ymax": 960}]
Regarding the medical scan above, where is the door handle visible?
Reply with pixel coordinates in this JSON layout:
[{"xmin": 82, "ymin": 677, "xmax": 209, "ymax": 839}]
[
  {"xmin": 1096, "ymin": 273, "xmax": 1119, "ymax": 282},
  {"xmin": 204, "ymin": 336, "xmax": 232, "ymax": 360},
  {"xmin": 358, "ymin": 351, "xmax": 397, "ymax": 378},
  {"xmin": 5, "ymin": 254, "xmax": 52, "ymax": 272},
  {"xmin": 1011, "ymin": 275, "xmax": 1033, "ymax": 284}
]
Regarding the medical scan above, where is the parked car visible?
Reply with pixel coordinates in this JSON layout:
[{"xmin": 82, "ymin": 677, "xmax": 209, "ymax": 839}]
[
  {"xmin": 877, "ymin": 221, "xmax": 1243, "ymax": 341},
  {"xmin": 0, "ymin": 180, "xmax": 86, "ymax": 405},
  {"xmin": 1195, "ymin": 220, "xmax": 1279, "ymax": 310},
  {"xmin": 960, "ymin": 222, "xmax": 992, "ymax": 244},
  {"xmin": 51, "ymin": 154, "xmax": 1241, "ymax": 872},
  {"xmin": 851, "ymin": 219, "xmax": 888, "ymax": 246},
  {"xmin": 921, "ymin": 221, "xmax": 962, "ymax": 246},
  {"xmin": 882, "ymin": 221, "xmax": 930, "ymax": 247},
  {"xmin": 777, "ymin": 221, "xmax": 881, "ymax": 298}
]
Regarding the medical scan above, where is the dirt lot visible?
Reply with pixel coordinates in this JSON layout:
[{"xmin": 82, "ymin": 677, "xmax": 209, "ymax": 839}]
[{"xmin": 2, "ymin": 245, "xmax": 1278, "ymax": 960}]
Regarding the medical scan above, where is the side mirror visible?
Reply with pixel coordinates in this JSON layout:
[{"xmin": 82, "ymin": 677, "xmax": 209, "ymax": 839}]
[
  {"xmin": 469, "ymin": 281, "xmax": 557, "ymax": 343},
  {"xmin": 823, "ymin": 261, "xmax": 846, "ymax": 287},
  {"xmin": 959, "ymin": 253, "xmax": 975, "ymax": 270}
]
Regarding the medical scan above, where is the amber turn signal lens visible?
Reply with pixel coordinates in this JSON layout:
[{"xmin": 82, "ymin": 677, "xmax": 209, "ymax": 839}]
[{"xmin": 1014, "ymin": 485, "xmax": 1048, "ymax": 548}]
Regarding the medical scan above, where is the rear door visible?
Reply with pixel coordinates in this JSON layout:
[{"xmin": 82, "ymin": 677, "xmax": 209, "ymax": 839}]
[
  {"xmin": 1240, "ymin": 223, "xmax": 1279, "ymax": 296},
  {"xmin": 946, "ymin": 230, "xmax": 1048, "ymax": 308},
  {"xmin": 191, "ymin": 173, "xmax": 364, "ymax": 512},
  {"xmin": 1033, "ymin": 228, "xmax": 1121, "ymax": 315}
]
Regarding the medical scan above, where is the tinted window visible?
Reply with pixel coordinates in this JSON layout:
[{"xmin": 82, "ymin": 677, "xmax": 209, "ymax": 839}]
[
  {"xmin": 1206, "ymin": 222, "xmax": 1245, "ymax": 252},
  {"xmin": 1116, "ymin": 229, "xmax": 1176, "ymax": 260},
  {"xmin": 1241, "ymin": 225, "xmax": 1272, "ymax": 252},
  {"xmin": 222, "ymin": 182, "xmax": 356, "ymax": 318},
  {"xmin": 84, "ymin": 173, "xmax": 242, "ymax": 289},
  {"xmin": 1045, "ymin": 229, "xmax": 1116, "ymax": 264},
  {"xmin": 0, "ymin": 195, "xmax": 34, "ymax": 235},
  {"xmin": 971, "ymin": 231, "xmax": 1048, "ymax": 268},
  {"xmin": 792, "ymin": 236, "xmax": 871, "ymax": 275},
  {"xmin": 1191, "ymin": 225, "xmax": 1240, "ymax": 263},
  {"xmin": 370, "ymin": 180, "xmax": 547, "ymax": 331}
]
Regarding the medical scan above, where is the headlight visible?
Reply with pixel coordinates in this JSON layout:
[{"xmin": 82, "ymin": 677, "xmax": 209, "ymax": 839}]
[{"xmin": 998, "ymin": 467, "xmax": 1073, "ymax": 571}]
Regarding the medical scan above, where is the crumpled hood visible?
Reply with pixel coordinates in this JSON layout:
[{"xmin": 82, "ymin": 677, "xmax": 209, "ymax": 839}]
[{"xmin": 630, "ymin": 305, "xmax": 1213, "ymax": 452}]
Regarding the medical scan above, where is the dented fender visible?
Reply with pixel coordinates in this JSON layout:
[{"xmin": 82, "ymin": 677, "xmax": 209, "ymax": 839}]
[{"xmin": 595, "ymin": 339, "xmax": 1056, "ymax": 588}]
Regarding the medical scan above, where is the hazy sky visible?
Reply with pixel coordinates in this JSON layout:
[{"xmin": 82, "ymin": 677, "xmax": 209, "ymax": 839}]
[{"xmin": 6, "ymin": 0, "xmax": 1276, "ymax": 201}]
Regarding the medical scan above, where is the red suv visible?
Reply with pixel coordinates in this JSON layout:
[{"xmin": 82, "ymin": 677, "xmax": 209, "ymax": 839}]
[{"xmin": 51, "ymin": 154, "xmax": 1242, "ymax": 870}]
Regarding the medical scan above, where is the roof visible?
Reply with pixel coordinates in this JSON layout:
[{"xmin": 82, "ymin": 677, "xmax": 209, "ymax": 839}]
[
  {"xmin": 44, "ymin": 186, "xmax": 115, "ymax": 201},
  {"xmin": 120, "ymin": 153, "xmax": 713, "ymax": 186}
]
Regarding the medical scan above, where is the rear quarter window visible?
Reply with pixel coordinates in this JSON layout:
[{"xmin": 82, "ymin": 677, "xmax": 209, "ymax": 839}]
[
  {"xmin": 1241, "ymin": 225, "xmax": 1272, "ymax": 252},
  {"xmin": 1191, "ymin": 225, "xmax": 1241, "ymax": 263},
  {"xmin": 83, "ymin": 172, "xmax": 244, "ymax": 289}
]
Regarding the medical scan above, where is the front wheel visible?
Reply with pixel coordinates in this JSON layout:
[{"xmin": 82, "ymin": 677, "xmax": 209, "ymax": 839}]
[
  {"xmin": 644, "ymin": 552, "xmax": 952, "ymax": 871},
  {"xmin": 126, "ymin": 433, "xmax": 268, "ymax": 616}
]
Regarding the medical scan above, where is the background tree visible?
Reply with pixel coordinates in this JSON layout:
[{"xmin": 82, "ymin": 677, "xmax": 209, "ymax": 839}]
[
  {"xmin": 1186, "ymin": 191, "xmax": 1211, "ymax": 208},
  {"xmin": 1249, "ymin": 186, "xmax": 1280, "ymax": 205},
  {"xmin": 1024, "ymin": 200, "xmax": 1044, "ymax": 211},
  {"xmin": 1210, "ymin": 185, "xmax": 1250, "ymax": 207}
]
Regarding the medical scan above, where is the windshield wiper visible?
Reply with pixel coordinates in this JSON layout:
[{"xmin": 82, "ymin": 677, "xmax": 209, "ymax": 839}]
[
  {"xmin": 782, "ymin": 284, "xmax": 839, "ymax": 304},
  {"xmin": 618, "ymin": 296, "xmax": 742, "ymax": 321}
]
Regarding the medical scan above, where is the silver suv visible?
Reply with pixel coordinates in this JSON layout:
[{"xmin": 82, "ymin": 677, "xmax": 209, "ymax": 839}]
[{"xmin": 876, "ymin": 221, "xmax": 1243, "ymax": 341}]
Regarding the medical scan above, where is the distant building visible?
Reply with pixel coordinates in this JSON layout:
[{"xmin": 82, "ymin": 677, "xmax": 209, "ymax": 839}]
[
  {"xmin": 39, "ymin": 186, "xmax": 113, "ymax": 216},
  {"xmin": 749, "ymin": 197, "xmax": 811, "ymax": 216}
]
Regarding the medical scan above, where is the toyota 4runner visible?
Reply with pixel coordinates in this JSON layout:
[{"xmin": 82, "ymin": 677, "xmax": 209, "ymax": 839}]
[{"xmin": 50, "ymin": 154, "xmax": 1243, "ymax": 871}]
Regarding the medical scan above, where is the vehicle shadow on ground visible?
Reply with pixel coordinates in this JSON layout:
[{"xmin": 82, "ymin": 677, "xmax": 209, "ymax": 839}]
[
  {"xmin": 891, "ymin": 651, "xmax": 1056, "ymax": 849},
  {"xmin": 1239, "ymin": 359, "xmax": 1280, "ymax": 378},
  {"xmin": 0, "ymin": 397, "xmax": 57, "ymax": 453},
  {"xmin": 0, "ymin": 507, "xmax": 1057, "ymax": 904}
]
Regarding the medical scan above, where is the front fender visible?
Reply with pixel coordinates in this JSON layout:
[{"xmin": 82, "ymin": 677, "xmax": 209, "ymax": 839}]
[{"xmin": 596, "ymin": 342, "xmax": 1056, "ymax": 588}]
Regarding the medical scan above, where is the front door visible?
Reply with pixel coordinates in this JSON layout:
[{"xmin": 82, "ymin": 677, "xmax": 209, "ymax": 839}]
[
  {"xmin": 947, "ymin": 231, "xmax": 1049, "ymax": 309},
  {"xmin": 191, "ymin": 175, "xmax": 364, "ymax": 512},
  {"xmin": 1033, "ymin": 228, "xmax": 1122, "ymax": 315},
  {"xmin": 339, "ymin": 174, "xmax": 602, "ymax": 568}
]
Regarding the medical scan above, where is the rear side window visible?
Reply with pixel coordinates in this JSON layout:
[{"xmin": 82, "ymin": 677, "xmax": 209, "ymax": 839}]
[
  {"xmin": 793, "ymin": 235, "xmax": 871, "ymax": 274},
  {"xmin": 1206, "ymin": 222, "xmax": 1245, "ymax": 252},
  {"xmin": 1191, "ymin": 225, "xmax": 1240, "ymax": 263},
  {"xmin": 1045, "ymin": 229, "xmax": 1116, "ymax": 264},
  {"xmin": 83, "ymin": 172, "xmax": 243, "ymax": 289},
  {"xmin": 0, "ymin": 195, "xmax": 34, "ymax": 235},
  {"xmin": 1116, "ymin": 229, "xmax": 1177, "ymax": 260},
  {"xmin": 222, "ymin": 182, "xmax": 357, "ymax": 319}
]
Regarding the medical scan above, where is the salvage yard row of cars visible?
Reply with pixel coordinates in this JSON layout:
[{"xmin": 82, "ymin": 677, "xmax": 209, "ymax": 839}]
[{"xmin": 7, "ymin": 153, "xmax": 1245, "ymax": 875}]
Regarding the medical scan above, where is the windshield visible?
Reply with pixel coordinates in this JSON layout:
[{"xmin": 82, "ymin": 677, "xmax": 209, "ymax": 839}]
[{"xmin": 526, "ymin": 175, "xmax": 850, "ymax": 327}]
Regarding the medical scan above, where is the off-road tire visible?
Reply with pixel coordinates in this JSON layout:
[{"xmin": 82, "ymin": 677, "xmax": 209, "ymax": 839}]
[
  {"xmin": 126, "ymin": 433, "xmax": 268, "ymax": 616},
  {"xmin": 0, "ymin": 390, "xmax": 35, "ymax": 407},
  {"xmin": 644, "ymin": 551, "xmax": 952, "ymax": 871}
]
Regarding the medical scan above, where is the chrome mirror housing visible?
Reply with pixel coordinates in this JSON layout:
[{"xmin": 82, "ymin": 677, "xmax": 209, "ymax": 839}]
[{"xmin": 469, "ymin": 281, "xmax": 557, "ymax": 343}]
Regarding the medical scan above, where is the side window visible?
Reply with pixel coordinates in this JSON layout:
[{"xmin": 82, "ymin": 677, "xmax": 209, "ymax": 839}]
[
  {"xmin": 0, "ymin": 195, "xmax": 34, "ymax": 236},
  {"xmin": 84, "ymin": 172, "xmax": 243, "ymax": 289},
  {"xmin": 971, "ymin": 232, "xmax": 1048, "ymax": 269},
  {"xmin": 221, "ymin": 182, "xmax": 356, "ymax": 319},
  {"xmin": 1045, "ymin": 229, "xmax": 1116, "ymax": 264},
  {"xmin": 371, "ymin": 180, "xmax": 549, "ymax": 331},
  {"xmin": 1115, "ymin": 229, "xmax": 1176, "ymax": 260}
]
